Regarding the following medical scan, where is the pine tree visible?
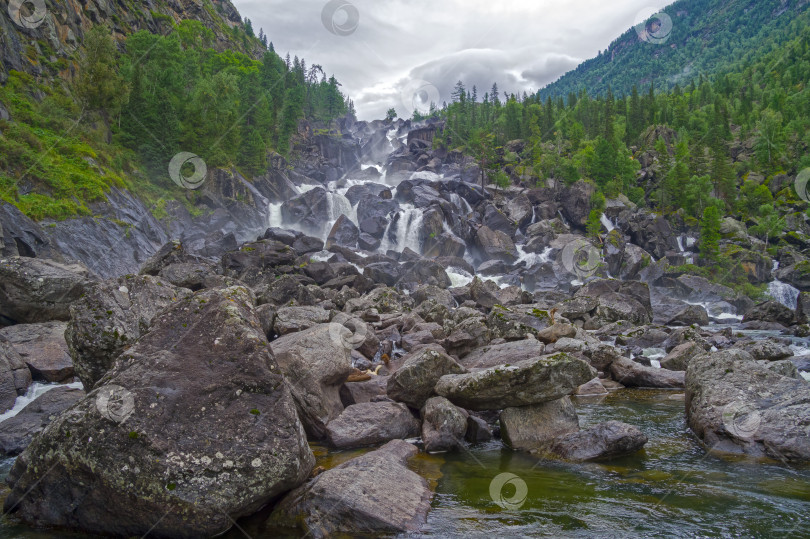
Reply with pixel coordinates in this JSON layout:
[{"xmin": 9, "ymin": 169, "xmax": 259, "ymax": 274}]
[{"xmin": 700, "ymin": 205, "xmax": 722, "ymax": 263}]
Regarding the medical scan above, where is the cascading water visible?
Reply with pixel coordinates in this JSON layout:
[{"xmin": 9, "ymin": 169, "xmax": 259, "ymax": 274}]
[
  {"xmin": 768, "ymin": 261, "xmax": 800, "ymax": 309},
  {"xmin": 600, "ymin": 213, "xmax": 615, "ymax": 233},
  {"xmin": 380, "ymin": 204, "xmax": 424, "ymax": 254},
  {"xmin": 268, "ymin": 203, "xmax": 283, "ymax": 229}
]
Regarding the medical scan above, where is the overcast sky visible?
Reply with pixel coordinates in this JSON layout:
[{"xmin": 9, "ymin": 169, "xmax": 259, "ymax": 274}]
[{"xmin": 232, "ymin": 0, "xmax": 673, "ymax": 121}]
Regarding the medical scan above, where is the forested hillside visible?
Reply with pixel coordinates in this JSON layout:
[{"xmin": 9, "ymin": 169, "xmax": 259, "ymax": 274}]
[
  {"xmin": 428, "ymin": 10, "xmax": 810, "ymax": 294},
  {"xmin": 0, "ymin": 3, "xmax": 351, "ymax": 221},
  {"xmin": 539, "ymin": 0, "xmax": 810, "ymax": 100}
]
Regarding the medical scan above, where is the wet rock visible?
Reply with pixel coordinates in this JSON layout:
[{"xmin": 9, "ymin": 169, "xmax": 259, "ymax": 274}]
[
  {"xmin": 686, "ymin": 349, "xmax": 810, "ymax": 461},
  {"xmin": 660, "ymin": 326, "xmax": 710, "ymax": 353},
  {"xmin": 575, "ymin": 378, "xmax": 608, "ymax": 395},
  {"xmin": 364, "ymin": 262, "xmax": 402, "ymax": 287},
  {"xmin": 0, "ymin": 322, "xmax": 74, "ymax": 383},
  {"xmin": 500, "ymin": 397, "xmax": 580, "ymax": 451},
  {"xmin": 460, "ymin": 339, "xmax": 545, "ymax": 370},
  {"xmin": 325, "ymin": 214, "xmax": 359, "ymax": 249},
  {"xmin": 551, "ymin": 421, "xmax": 648, "ymax": 461},
  {"xmin": 270, "ymin": 324, "xmax": 355, "ymax": 439},
  {"xmin": 267, "ymin": 440, "xmax": 431, "ymax": 538},
  {"xmin": 281, "ymin": 187, "xmax": 331, "ymax": 232},
  {"xmin": 3, "ymin": 286, "xmax": 314, "ymax": 537},
  {"xmin": 435, "ymin": 353, "xmax": 596, "ymax": 410},
  {"xmin": 399, "ymin": 260, "xmax": 452, "ymax": 290},
  {"xmin": 667, "ymin": 304, "xmax": 709, "ymax": 326},
  {"xmin": 0, "ymin": 386, "xmax": 84, "ymax": 456},
  {"xmin": 65, "ymin": 275, "xmax": 192, "ymax": 390},
  {"xmin": 0, "ymin": 339, "xmax": 32, "ymax": 413},
  {"xmin": 387, "ymin": 348, "xmax": 466, "ymax": 409},
  {"xmin": 743, "ymin": 301, "xmax": 795, "ymax": 327},
  {"xmin": 326, "ymin": 401, "xmax": 419, "ymax": 449},
  {"xmin": 616, "ymin": 326, "xmax": 669, "ymax": 348},
  {"xmin": 475, "ymin": 226, "xmax": 517, "ymax": 263},
  {"xmin": 0, "ymin": 257, "xmax": 94, "ymax": 324},
  {"xmin": 661, "ymin": 341, "xmax": 704, "ymax": 371},
  {"xmin": 465, "ymin": 415, "xmax": 494, "ymax": 443},
  {"xmin": 421, "ymin": 396, "xmax": 468, "ymax": 452},
  {"xmin": 609, "ymin": 356, "xmax": 685, "ymax": 388}
]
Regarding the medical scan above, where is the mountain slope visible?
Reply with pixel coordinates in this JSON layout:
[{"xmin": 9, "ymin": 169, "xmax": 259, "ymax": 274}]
[{"xmin": 539, "ymin": 0, "xmax": 810, "ymax": 99}]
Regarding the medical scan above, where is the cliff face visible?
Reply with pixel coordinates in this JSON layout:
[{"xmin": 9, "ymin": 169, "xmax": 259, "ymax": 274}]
[{"xmin": 0, "ymin": 0, "xmax": 258, "ymax": 84}]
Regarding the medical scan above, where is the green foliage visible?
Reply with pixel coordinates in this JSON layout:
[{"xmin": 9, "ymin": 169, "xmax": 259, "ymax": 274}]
[
  {"xmin": 700, "ymin": 205, "xmax": 722, "ymax": 263},
  {"xmin": 586, "ymin": 209, "xmax": 603, "ymax": 239}
]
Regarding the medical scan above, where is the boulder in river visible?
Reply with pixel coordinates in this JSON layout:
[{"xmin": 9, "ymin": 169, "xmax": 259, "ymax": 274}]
[
  {"xmin": 435, "ymin": 353, "xmax": 596, "ymax": 410},
  {"xmin": 551, "ymin": 421, "xmax": 648, "ymax": 461},
  {"xmin": 3, "ymin": 286, "xmax": 314, "ymax": 538},
  {"xmin": 686, "ymin": 349, "xmax": 810, "ymax": 461},
  {"xmin": 500, "ymin": 397, "xmax": 580, "ymax": 451},
  {"xmin": 326, "ymin": 401, "xmax": 420, "ymax": 449},
  {"xmin": 267, "ymin": 439, "xmax": 432, "ymax": 538},
  {"xmin": 421, "ymin": 396, "xmax": 468, "ymax": 452},
  {"xmin": 610, "ymin": 356, "xmax": 685, "ymax": 388},
  {"xmin": 387, "ymin": 347, "xmax": 466, "ymax": 409}
]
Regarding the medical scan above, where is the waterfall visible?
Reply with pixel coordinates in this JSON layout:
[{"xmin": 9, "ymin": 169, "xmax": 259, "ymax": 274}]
[
  {"xmin": 380, "ymin": 205, "xmax": 423, "ymax": 253},
  {"xmin": 448, "ymin": 193, "xmax": 472, "ymax": 215},
  {"xmin": 767, "ymin": 260, "xmax": 799, "ymax": 309},
  {"xmin": 268, "ymin": 202, "xmax": 283, "ymax": 229},
  {"xmin": 677, "ymin": 236, "xmax": 685, "ymax": 252},
  {"xmin": 557, "ymin": 210, "xmax": 569, "ymax": 227},
  {"xmin": 446, "ymin": 267, "xmax": 474, "ymax": 288},
  {"xmin": 326, "ymin": 192, "xmax": 357, "ymax": 224},
  {"xmin": 516, "ymin": 246, "xmax": 553, "ymax": 268},
  {"xmin": 767, "ymin": 281, "xmax": 799, "ymax": 309},
  {"xmin": 600, "ymin": 213, "xmax": 615, "ymax": 233}
]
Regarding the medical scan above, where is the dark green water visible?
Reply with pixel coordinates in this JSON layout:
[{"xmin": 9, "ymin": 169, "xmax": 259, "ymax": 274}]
[
  {"xmin": 2, "ymin": 390, "xmax": 809, "ymax": 538},
  {"xmin": 416, "ymin": 390, "xmax": 810, "ymax": 538}
]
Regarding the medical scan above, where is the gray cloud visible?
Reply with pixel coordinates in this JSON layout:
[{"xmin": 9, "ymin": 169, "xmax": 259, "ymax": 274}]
[{"xmin": 233, "ymin": 0, "xmax": 673, "ymax": 120}]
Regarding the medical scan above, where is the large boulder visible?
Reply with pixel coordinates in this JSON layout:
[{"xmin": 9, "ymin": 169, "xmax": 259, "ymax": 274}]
[
  {"xmin": 3, "ymin": 286, "xmax": 314, "ymax": 537},
  {"xmin": 0, "ymin": 339, "xmax": 32, "ymax": 413},
  {"xmin": 0, "ymin": 257, "xmax": 94, "ymax": 324},
  {"xmin": 743, "ymin": 301, "xmax": 795, "ymax": 327},
  {"xmin": 325, "ymin": 214, "xmax": 359, "ymax": 249},
  {"xmin": 0, "ymin": 386, "xmax": 84, "ymax": 456},
  {"xmin": 660, "ymin": 341, "xmax": 704, "ymax": 371},
  {"xmin": 550, "ymin": 421, "xmax": 648, "ymax": 461},
  {"xmin": 326, "ymin": 401, "xmax": 420, "ymax": 449},
  {"xmin": 387, "ymin": 347, "xmax": 466, "ymax": 409},
  {"xmin": 560, "ymin": 180, "xmax": 596, "ymax": 228},
  {"xmin": 270, "ymin": 324, "xmax": 355, "ymax": 438},
  {"xmin": 609, "ymin": 356, "xmax": 685, "ymax": 388},
  {"xmin": 267, "ymin": 440, "xmax": 432, "ymax": 537},
  {"xmin": 420, "ymin": 396, "xmax": 469, "ymax": 452},
  {"xmin": 0, "ymin": 322, "xmax": 74, "ymax": 383},
  {"xmin": 500, "ymin": 397, "xmax": 579, "ymax": 451},
  {"xmin": 435, "ymin": 353, "xmax": 596, "ymax": 410},
  {"xmin": 686, "ymin": 349, "xmax": 810, "ymax": 461},
  {"xmin": 273, "ymin": 306, "xmax": 331, "ymax": 336},
  {"xmin": 65, "ymin": 275, "xmax": 192, "ymax": 390},
  {"xmin": 460, "ymin": 339, "xmax": 546, "ymax": 370},
  {"xmin": 475, "ymin": 226, "xmax": 517, "ymax": 263}
]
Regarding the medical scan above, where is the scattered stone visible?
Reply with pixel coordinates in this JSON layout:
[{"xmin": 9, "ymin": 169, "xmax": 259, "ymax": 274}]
[
  {"xmin": 387, "ymin": 347, "xmax": 466, "ymax": 409},
  {"xmin": 551, "ymin": 421, "xmax": 648, "ymax": 461}
]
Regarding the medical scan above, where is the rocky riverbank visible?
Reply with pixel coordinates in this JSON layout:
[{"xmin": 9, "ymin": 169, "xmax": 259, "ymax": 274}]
[{"xmin": 1, "ymin": 118, "xmax": 809, "ymax": 536}]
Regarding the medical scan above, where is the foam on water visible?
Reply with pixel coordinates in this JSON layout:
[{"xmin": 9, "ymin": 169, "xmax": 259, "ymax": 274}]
[{"xmin": 447, "ymin": 267, "xmax": 474, "ymax": 288}]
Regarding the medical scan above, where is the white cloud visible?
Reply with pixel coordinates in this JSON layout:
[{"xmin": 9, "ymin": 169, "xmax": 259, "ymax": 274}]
[{"xmin": 232, "ymin": 0, "xmax": 673, "ymax": 120}]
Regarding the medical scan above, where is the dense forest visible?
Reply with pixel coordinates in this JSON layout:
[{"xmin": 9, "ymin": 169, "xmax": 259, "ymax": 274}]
[
  {"xmin": 0, "ymin": 20, "xmax": 351, "ymax": 220},
  {"xmin": 539, "ymin": 0, "xmax": 809, "ymax": 101},
  {"xmin": 424, "ymin": 13, "xmax": 810, "ymax": 294}
]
